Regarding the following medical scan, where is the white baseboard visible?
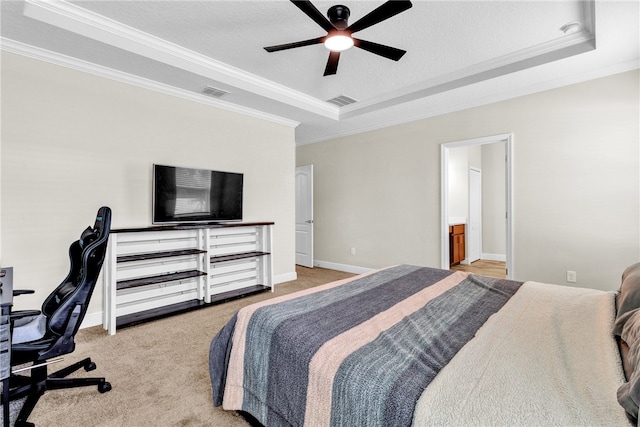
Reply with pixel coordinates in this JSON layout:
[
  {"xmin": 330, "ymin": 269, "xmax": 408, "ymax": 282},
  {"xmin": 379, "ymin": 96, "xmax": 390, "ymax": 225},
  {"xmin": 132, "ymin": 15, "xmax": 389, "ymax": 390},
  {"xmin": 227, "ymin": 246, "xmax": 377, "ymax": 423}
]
[
  {"xmin": 275, "ymin": 271, "xmax": 297, "ymax": 284},
  {"xmin": 461, "ymin": 254, "xmax": 507, "ymax": 266},
  {"xmin": 481, "ymin": 253, "xmax": 507, "ymax": 262},
  {"xmin": 314, "ymin": 260, "xmax": 375, "ymax": 275},
  {"xmin": 80, "ymin": 311, "xmax": 104, "ymax": 329}
]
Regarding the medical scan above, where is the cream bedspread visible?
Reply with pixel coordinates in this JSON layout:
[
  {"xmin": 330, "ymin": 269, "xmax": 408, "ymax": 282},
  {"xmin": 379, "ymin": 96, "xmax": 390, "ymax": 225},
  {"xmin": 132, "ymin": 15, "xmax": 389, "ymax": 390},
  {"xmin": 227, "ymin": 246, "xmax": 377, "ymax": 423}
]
[{"xmin": 414, "ymin": 281, "xmax": 632, "ymax": 426}]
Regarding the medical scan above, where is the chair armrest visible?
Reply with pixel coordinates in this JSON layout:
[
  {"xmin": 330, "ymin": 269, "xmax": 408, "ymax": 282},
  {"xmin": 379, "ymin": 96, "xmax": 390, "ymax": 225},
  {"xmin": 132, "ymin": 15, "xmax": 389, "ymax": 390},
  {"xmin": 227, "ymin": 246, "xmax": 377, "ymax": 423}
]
[
  {"xmin": 13, "ymin": 289, "xmax": 35, "ymax": 296},
  {"xmin": 10, "ymin": 310, "xmax": 41, "ymax": 321}
]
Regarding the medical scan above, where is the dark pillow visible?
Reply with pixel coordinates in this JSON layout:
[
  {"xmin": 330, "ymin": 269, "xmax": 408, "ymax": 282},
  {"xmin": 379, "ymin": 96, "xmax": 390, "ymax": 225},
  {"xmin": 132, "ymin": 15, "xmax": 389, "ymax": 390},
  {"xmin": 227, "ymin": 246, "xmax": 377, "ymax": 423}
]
[
  {"xmin": 618, "ymin": 309, "xmax": 640, "ymax": 419},
  {"xmin": 613, "ymin": 262, "xmax": 640, "ymax": 337}
]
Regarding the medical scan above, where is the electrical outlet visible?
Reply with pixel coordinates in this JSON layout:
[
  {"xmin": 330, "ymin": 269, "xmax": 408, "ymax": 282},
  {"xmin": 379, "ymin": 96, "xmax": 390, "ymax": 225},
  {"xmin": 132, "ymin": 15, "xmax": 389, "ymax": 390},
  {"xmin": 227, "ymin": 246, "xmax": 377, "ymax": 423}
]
[
  {"xmin": 566, "ymin": 270, "xmax": 577, "ymax": 283},
  {"xmin": 350, "ymin": 247, "xmax": 356, "ymax": 255}
]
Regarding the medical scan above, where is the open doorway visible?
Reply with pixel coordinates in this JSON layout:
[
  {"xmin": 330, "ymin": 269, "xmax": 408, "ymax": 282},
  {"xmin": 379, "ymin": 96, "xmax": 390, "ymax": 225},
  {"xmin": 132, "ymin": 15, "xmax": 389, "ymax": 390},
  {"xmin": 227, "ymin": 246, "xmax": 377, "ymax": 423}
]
[{"xmin": 440, "ymin": 134, "xmax": 514, "ymax": 279}]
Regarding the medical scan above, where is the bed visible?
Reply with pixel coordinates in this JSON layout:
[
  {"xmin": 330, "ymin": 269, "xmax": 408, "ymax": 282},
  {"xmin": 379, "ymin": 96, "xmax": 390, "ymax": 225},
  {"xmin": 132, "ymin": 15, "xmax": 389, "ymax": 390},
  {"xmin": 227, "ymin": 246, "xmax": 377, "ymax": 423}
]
[{"xmin": 209, "ymin": 262, "xmax": 640, "ymax": 426}]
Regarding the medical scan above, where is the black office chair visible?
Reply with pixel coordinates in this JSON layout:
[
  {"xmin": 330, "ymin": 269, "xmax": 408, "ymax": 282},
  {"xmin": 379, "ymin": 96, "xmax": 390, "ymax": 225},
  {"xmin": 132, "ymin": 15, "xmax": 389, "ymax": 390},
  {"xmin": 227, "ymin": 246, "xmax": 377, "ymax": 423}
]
[{"xmin": 8, "ymin": 206, "xmax": 112, "ymax": 427}]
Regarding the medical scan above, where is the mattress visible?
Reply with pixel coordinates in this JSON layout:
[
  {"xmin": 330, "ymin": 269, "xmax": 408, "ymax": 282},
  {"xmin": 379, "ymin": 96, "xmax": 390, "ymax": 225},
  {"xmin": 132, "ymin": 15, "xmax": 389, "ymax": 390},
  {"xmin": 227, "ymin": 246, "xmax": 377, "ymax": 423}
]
[{"xmin": 209, "ymin": 265, "xmax": 631, "ymax": 426}]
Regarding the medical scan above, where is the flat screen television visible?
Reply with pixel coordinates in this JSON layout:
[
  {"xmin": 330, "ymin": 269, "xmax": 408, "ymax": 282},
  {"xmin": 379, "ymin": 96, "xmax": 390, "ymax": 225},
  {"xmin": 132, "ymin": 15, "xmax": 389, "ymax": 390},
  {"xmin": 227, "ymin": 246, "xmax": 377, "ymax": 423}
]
[{"xmin": 153, "ymin": 164, "xmax": 243, "ymax": 224}]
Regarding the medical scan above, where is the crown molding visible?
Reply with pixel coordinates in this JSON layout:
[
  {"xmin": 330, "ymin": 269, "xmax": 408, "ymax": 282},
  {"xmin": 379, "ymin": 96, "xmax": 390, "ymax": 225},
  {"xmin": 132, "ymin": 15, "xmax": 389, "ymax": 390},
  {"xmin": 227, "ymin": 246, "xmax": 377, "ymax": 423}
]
[
  {"xmin": 18, "ymin": 0, "xmax": 603, "ymax": 126},
  {"xmin": 22, "ymin": 0, "xmax": 339, "ymax": 120},
  {"xmin": 0, "ymin": 38, "xmax": 300, "ymax": 128},
  {"xmin": 297, "ymin": 59, "xmax": 639, "ymax": 146}
]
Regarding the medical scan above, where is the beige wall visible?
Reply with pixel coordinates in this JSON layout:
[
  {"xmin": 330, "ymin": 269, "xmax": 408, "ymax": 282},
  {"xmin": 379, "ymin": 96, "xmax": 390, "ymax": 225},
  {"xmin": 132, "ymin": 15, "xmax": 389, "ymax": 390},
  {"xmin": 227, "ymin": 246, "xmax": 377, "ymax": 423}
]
[
  {"xmin": 447, "ymin": 145, "xmax": 479, "ymax": 220},
  {"xmin": 297, "ymin": 70, "xmax": 639, "ymax": 291},
  {"xmin": 1, "ymin": 52, "xmax": 296, "ymax": 321},
  {"xmin": 481, "ymin": 142, "xmax": 506, "ymax": 257}
]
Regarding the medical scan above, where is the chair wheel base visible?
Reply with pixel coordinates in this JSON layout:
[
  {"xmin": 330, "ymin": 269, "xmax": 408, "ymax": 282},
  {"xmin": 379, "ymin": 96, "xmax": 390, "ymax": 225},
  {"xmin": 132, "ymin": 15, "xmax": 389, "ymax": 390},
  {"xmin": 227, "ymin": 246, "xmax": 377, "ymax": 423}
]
[
  {"xmin": 99, "ymin": 382, "xmax": 112, "ymax": 393},
  {"xmin": 85, "ymin": 361, "xmax": 97, "ymax": 371}
]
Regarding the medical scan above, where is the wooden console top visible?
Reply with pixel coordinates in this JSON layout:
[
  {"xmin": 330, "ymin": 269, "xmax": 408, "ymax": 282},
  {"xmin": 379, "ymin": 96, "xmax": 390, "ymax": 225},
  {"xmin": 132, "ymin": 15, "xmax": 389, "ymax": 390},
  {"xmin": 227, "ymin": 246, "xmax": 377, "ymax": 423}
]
[{"xmin": 112, "ymin": 222, "xmax": 275, "ymax": 233}]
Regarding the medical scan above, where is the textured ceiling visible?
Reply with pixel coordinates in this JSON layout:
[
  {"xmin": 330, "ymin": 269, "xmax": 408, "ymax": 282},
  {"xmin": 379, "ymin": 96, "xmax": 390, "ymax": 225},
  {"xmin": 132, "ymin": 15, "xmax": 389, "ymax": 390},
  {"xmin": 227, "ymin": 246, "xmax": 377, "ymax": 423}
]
[{"xmin": 1, "ymin": 0, "xmax": 638, "ymax": 144}]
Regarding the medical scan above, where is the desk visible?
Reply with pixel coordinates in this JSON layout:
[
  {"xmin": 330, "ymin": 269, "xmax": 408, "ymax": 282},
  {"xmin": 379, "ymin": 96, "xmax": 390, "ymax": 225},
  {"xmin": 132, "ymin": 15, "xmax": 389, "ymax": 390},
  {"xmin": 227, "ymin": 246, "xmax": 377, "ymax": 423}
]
[{"xmin": 0, "ymin": 268, "xmax": 13, "ymax": 427}]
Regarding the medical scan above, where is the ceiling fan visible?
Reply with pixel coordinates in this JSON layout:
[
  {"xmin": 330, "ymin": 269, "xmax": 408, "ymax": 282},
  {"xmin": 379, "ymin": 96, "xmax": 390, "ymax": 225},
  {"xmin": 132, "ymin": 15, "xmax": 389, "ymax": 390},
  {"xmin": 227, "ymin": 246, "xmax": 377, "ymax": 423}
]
[{"xmin": 264, "ymin": 1, "xmax": 413, "ymax": 76}]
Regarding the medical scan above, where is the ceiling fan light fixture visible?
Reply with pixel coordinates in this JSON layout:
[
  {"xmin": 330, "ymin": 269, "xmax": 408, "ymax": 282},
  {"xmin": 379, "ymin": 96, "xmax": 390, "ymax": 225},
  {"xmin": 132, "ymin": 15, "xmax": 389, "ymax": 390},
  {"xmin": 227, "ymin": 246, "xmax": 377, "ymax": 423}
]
[
  {"xmin": 263, "ymin": 1, "xmax": 414, "ymax": 75},
  {"xmin": 324, "ymin": 34, "xmax": 354, "ymax": 52}
]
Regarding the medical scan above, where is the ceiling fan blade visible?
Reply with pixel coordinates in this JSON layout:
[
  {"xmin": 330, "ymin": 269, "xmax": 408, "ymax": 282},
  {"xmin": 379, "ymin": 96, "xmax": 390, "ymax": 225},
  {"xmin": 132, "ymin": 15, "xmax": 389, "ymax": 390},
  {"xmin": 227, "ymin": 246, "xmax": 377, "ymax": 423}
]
[
  {"xmin": 353, "ymin": 38, "xmax": 406, "ymax": 61},
  {"xmin": 323, "ymin": 51, "xmax": 340, "ymax": 76},
  {"xmin": 291, "ymin": 0, "xmax": 336, "ymax": 32},
  {"xmin": 264, "ymin": 37, "xmax": 324, "ymax": 52},
  {"xmin": 346, "ymin": 1, "xmax": 413, "ymax": 34}
]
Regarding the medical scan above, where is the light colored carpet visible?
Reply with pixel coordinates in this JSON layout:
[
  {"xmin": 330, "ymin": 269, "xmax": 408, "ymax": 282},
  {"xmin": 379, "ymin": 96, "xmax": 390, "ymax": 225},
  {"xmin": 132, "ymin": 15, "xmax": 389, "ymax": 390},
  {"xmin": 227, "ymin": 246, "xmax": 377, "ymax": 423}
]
[{"xmin": 4, "ymin": 266, "xmax": 354, "ymax": 426}]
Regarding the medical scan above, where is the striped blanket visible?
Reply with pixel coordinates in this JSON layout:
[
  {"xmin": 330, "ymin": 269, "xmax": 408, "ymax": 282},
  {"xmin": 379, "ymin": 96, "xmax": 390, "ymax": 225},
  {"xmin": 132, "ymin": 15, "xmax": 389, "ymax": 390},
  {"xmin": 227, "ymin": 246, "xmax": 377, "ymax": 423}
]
[{"xmin": 209, "ymin": 265, "xmax": 522, "ymax": 426}]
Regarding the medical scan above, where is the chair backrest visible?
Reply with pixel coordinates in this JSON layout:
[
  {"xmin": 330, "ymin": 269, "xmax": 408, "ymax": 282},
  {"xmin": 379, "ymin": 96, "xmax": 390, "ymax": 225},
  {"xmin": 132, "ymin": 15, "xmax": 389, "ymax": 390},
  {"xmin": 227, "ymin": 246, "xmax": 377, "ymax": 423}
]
[{"xmin": 42, "ymin": 206, "xmax": 112, "ymax": 341}]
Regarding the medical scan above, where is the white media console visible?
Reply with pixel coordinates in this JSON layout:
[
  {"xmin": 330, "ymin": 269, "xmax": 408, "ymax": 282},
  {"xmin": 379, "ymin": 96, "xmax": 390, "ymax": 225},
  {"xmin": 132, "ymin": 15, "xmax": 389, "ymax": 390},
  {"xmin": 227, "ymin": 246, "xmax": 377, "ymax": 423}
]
[{"xmin": 102, "ymin": 222, "xmax": 273, "ymax": 334}]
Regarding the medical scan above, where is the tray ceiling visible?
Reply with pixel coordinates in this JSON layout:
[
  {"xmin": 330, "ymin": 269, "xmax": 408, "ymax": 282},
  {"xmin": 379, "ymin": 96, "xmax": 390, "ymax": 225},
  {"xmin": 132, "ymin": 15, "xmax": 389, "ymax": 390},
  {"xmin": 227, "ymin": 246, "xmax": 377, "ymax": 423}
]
[{"xmin": 1, "ymin": 0, "xmax": 638, "ymax": 144}]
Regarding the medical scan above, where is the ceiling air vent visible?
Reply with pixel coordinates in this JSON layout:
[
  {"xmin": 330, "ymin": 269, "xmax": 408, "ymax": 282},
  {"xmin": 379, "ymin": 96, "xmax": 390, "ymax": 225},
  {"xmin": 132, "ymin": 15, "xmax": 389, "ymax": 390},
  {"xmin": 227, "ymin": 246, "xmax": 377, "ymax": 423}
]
[
  {"xmin": 326, "ymin": 94, "xmax": 358, "ymax": 107},
  {"xmin": 202, "ymin": 86, "xmax": 229, "ymax": 98}
]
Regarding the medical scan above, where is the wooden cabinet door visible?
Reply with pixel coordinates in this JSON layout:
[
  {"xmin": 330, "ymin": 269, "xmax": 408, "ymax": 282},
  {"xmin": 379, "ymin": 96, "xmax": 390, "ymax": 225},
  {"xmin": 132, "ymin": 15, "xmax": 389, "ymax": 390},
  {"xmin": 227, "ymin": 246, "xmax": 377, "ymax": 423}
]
[
  {"xmin": 454, "ymin": 234, "xmax": 465, "ymax": 264},
  {"xmin": 449, "ymin": 225, "xmax": 465, "ymax": 265}
]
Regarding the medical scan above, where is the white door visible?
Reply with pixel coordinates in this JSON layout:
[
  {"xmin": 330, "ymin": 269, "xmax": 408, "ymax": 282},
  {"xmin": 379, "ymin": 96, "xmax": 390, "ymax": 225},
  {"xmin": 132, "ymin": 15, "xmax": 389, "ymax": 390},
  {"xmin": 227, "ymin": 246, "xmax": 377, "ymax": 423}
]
[
  {"xmin": 468, "ymin": 168, "xmax": 482, "ymax": 263},
  {"xmin": 295, "ymin": 165, "xmax": 314, "ymax": 267}
]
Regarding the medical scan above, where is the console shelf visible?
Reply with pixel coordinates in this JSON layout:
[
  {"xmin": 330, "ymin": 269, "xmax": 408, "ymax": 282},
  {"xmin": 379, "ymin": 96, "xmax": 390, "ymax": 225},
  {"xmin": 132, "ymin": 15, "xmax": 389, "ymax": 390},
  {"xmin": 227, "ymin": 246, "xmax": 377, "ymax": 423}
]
[
  {"xmin": 102, "ymin": 222, "xmax": 274, "ymax": 334},
  {"xmin": 117, "ymin": 249, "xmax": 206, "ymax": 263},
  {"xmin": 115, "ymin": 285, "xmax": 270, "ymax": 329},
  {"xmin": 116, "ymin": 270, "xmax": 208, "ymax": 291},
  {"xmin": 211, "ymin": 251, "xmax": 270, "ymax": 264}
]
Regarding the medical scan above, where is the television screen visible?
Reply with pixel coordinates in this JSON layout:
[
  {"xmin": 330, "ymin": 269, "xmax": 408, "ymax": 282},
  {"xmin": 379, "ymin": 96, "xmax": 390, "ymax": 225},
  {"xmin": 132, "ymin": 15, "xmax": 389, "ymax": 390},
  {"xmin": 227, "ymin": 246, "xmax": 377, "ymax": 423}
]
[{"xmin": 153, "ymin": 164, "xmax": 243, "ymax": 224}]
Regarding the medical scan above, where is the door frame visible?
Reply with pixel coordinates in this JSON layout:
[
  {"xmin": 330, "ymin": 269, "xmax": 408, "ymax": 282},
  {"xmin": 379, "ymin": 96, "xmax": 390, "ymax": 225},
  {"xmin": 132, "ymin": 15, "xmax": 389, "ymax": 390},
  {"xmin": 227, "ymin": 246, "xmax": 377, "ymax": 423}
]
[{"xmin": 440, "ymin": 133, "xmax": 514, "ymax": 279}]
